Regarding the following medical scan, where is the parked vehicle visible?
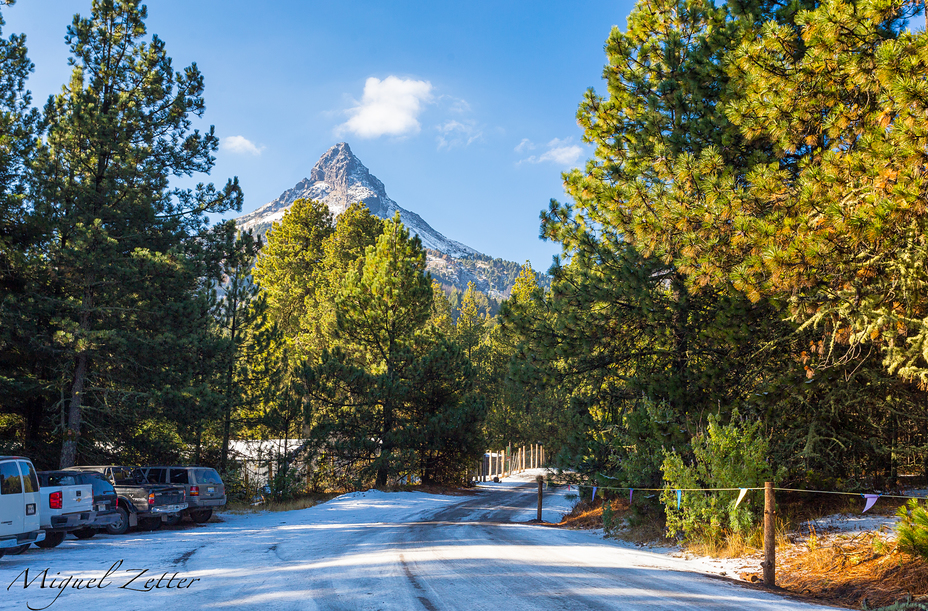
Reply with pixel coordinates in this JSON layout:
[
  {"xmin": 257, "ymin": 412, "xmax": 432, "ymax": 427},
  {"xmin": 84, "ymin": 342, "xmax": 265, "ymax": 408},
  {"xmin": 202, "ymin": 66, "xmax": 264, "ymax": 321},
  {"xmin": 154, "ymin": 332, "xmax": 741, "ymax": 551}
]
[
  {"xmin": 67, "ymin": 466, "xmax": 186, "ymax": 534},
  {"xmin": 35, "ymin": 471, "xmax": 94, "ymax": 548},
  {"xmin": 61, "ymin": 471, "xmax": 121, "ymax": 540},
  {"xmin": 0, "ymin": 457, "xmax": 45, "ymax": 556},
  {"xmin": 141, "ymin": 466, "xmax": 226, "ymax": 524}
]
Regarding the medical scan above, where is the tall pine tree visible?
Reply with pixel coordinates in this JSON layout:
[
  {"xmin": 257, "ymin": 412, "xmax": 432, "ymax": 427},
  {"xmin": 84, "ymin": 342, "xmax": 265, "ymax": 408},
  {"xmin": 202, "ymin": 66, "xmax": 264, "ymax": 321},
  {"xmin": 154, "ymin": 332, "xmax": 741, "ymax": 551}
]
[{"xmin": 30, "ymin": 0, "xmax": 242, "ymax": 466}]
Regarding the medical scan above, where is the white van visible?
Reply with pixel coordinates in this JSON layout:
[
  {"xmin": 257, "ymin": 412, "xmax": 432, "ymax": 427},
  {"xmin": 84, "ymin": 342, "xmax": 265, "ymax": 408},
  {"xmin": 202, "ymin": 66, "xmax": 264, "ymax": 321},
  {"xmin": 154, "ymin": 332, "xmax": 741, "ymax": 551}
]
[{"xmin": 0, "ymin": 457, "xmax": 45, "ymax": 555}]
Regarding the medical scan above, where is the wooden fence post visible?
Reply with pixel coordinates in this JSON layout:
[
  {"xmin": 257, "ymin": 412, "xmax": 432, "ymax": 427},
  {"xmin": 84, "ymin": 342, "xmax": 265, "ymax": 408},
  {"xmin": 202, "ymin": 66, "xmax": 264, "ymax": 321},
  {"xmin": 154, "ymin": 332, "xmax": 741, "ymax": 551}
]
[
  {"xmin": 536, "ymin": 475, "xmax": 544, "ymax": 521},
  {"xmin": 763, "ymin": 481, "xmax": 776, "ymax": 586}
]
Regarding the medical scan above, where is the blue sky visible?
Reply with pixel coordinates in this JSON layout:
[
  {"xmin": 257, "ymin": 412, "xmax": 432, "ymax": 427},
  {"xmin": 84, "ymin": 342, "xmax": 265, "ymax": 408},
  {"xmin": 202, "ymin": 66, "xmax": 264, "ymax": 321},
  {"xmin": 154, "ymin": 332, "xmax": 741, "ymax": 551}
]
[{"xmin": 3, "ymin": 1, "xmax": 635, "ymax": 271}]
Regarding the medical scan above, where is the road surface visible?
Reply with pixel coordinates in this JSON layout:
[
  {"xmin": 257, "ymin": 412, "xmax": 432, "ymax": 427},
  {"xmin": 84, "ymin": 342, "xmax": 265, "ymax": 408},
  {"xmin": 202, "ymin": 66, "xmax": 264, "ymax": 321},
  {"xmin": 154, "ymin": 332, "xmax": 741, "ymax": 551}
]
[{"xmin": 0, "ymin": 482, "xmax": 839, "ymax": 610}]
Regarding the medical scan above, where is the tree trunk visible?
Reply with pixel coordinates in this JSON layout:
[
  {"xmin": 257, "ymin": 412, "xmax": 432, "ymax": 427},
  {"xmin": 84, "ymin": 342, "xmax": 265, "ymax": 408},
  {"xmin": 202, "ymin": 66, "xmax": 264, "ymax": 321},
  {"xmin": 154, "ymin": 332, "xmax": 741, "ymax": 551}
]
[
  {"xmin": 60, "ymin": 351, "xmax": 89, "ymax": 468},
  {"xmin": 377, "ymin": 396, "xmax": 393, "ymax": 487},
  {"xmin": 220, "ymin": 291, "xmax": 240, "ymax": 473}
]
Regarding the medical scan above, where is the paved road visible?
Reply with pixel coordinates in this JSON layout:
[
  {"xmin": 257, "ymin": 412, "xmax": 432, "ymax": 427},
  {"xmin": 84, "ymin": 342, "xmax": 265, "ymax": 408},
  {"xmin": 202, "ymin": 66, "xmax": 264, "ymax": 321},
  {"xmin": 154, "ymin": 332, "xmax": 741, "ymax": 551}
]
[
  {"xmin": 237, "ymin": 483, "xmax": 835, "ymax": 611},
  {"xmin": 0, "ymin": 483, "xmax": 839, "ymax": 611}
]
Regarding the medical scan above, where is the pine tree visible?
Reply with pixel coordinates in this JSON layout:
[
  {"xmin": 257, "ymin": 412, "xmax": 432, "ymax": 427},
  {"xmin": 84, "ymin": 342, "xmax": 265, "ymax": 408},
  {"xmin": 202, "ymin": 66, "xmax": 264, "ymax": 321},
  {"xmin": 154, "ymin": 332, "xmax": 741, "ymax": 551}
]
[
  {"xmin": 303, "ymin": 214, "xmax": 434, "ymax": 486},
  {"xmin": 30, "ymin": 0, "xmax": 243, "ymax": 467},
  {"xmin": 0, "ymin": 1, "xmax": 48, "ymax": 459},
  {"xmin": 252, "ymin": 198, "xmax": 334, "ymax": 344},
  {"xmin": 334, "ymin": 213, "xmax": 432, "ymax": 485},
  {"xmin": 211, "ymin": 228, "xmax": 278, "ymax": 472},
  {"xmin": 455, "ymin": 281, "xmax": 485, "ymax": 362}
]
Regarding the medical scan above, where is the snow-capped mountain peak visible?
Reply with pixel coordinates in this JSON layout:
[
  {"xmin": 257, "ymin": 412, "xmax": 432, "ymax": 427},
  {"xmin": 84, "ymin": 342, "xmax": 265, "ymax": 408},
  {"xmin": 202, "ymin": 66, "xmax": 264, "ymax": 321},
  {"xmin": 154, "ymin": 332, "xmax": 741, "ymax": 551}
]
[{"xmin": 237, "ymin": 143, "xmax": 478, "ymax": 258}]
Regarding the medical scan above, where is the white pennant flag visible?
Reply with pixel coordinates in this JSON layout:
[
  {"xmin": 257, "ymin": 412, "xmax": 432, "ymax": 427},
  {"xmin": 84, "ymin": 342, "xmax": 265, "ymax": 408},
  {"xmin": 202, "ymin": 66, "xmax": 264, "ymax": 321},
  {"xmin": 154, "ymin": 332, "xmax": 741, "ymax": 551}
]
[{"xmin": 734, "ymin": 488, "xmax": 748, "ymax": 509}]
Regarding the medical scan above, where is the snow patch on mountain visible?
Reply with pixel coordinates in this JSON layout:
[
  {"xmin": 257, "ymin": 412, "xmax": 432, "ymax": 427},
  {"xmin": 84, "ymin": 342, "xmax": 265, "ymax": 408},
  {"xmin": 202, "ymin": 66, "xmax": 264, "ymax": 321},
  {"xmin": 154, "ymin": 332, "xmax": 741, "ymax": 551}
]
[{"xmin": 237, "ymin": 142, "xmax": 478, "ymax": 259}]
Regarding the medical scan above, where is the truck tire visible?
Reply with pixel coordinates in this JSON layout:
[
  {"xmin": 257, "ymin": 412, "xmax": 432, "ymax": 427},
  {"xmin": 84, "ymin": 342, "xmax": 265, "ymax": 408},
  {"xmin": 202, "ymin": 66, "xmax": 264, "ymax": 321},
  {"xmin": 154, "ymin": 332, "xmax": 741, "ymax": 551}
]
[
  {"xmin": 7, "ymin": 544, "xmax": 29, "ymax": 555},
  {"xmin": 35, "ymin": 531, "xmax": 65, "ymax": 548},
  {"xmin": 190, "ymin": 508, "xmax": 212, "ymax": 523},
  {"xmin": 105, "ymin": 506, "xmax": 129, "ymax": 535},
  {"xmin": 72, "ymin": 528, "xmax": 96, "ymax": 540},
  {"xmin": 138, "ymin": 517, "xmax": 162, "ymax": 531}
]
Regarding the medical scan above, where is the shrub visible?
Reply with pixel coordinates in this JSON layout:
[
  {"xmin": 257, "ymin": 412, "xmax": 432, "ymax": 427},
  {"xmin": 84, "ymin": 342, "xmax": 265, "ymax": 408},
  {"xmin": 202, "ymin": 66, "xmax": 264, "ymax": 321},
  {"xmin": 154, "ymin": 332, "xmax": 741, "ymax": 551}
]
[
  {"xmin": 267, "ymin": 463, "xmax": 305, "ymax": 503},
  {"xmin": 897, "ymin": 499, "xmax": 928, "ymax": 561},
  {"xmin": 661, "ymin": 410, "xmax": 774, "ymax": 543},
  {"xmin": 218, "ymin": 466, "xmax": 260, "ymax": 505}
]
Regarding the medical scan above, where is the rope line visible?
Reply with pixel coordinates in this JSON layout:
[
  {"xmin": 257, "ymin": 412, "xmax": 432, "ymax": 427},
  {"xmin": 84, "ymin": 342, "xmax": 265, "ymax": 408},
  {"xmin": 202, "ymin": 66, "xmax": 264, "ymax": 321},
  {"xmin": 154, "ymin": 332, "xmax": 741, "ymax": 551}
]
[{"xmin": 561, "ymin": 483, "xmax": 928, "ymax": 501}]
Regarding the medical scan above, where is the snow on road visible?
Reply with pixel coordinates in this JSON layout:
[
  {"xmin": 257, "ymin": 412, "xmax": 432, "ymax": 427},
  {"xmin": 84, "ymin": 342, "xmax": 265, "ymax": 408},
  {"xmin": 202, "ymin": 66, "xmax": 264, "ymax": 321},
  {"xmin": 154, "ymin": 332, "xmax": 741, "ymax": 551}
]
[{"xmin": 0, "ymin": 470, "xmax": 841, "ymax": 611}]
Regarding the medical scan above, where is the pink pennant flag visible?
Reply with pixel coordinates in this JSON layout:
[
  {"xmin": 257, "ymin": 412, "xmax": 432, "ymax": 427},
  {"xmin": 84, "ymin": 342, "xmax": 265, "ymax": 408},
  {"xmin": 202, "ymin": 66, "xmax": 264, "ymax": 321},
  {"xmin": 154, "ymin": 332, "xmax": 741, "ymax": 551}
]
[
  {"xmin": 592, "ymin": 486, "xmax": 598, "ymax": 501},
  {"xmin": 567, "ymin": 484, "xmax": 572, "ymax": 491},
  {"xmin": 629, "ymin": 489, "xmax": 633, "ymax": 504},
  {"xmin": 862, "ymin": 494, "xmax": 881, "ymax": 513},
  {"xmin": 734, "ymin": 488, "xmax": 748, "ymax": 509}
]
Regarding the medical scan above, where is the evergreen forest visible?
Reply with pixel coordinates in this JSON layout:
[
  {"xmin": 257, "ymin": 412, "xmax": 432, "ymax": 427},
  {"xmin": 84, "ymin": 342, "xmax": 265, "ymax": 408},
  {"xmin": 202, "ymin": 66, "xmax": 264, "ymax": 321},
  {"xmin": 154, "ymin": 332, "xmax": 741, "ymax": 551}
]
[{"xmin": 4, "ymin": 0, "xmax": 928, "ymax": 544}]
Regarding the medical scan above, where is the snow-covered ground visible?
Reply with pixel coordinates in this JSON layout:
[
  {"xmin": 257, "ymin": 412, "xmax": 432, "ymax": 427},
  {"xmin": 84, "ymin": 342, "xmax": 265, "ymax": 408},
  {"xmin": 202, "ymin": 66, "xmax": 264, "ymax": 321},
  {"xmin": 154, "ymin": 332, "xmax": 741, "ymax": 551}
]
[{"xmin": 0, "ymin": 469, "xmax": 840, "ymax": 611}]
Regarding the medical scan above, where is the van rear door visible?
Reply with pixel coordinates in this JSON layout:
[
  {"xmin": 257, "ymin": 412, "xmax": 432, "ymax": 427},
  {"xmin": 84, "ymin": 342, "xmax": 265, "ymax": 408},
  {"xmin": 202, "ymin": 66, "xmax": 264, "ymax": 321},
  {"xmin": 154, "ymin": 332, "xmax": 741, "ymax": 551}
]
[
  {"xmin": 0, "ymin": 461, "xmax": 24, "ymax": 538},
  {"xmin": 17, "ymin": 461, "xmax": 40, "ymax": 534}
]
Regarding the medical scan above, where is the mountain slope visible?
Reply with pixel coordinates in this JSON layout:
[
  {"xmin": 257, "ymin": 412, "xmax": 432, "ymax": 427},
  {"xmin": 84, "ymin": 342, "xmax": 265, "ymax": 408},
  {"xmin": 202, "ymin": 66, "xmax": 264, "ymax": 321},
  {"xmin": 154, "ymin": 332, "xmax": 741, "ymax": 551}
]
[
  {"xmin": 238, "ymin": 142, "xmax": 477, "ymax": 258},
  {"xmin": 237, "ymin": 142, "xmax": 547, "ymax": 297}
]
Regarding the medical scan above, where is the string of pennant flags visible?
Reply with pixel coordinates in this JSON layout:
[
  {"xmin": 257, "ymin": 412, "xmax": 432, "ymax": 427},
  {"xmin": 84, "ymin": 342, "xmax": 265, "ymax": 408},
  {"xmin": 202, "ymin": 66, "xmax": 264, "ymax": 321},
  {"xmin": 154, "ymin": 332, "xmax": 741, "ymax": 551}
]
[{"xmin": 558, "ymin": 481, "xmax": 928, "ymax": 513}]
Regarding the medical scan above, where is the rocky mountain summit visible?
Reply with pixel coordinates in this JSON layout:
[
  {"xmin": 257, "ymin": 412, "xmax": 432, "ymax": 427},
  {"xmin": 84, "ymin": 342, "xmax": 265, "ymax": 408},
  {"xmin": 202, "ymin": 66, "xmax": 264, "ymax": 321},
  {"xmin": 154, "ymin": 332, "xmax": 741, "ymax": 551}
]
[
  {"xmin": 237, "ymin": 143, "xmax": 546, "ymax": 297},
  {"xmin": 238, "ymin": 142, "xmax": 477, "ymax": 258}
]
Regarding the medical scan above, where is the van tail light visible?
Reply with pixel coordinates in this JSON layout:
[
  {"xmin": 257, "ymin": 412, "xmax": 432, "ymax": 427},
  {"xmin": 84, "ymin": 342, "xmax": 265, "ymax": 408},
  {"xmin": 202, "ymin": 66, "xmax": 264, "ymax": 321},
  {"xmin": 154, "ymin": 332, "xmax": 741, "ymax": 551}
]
[
  {"xmin": 49, "ymin": 491, "xmax": 62, "ymax": 510},
  {"xmin": 190, "ymin": 486, "xmax": 199, "ymax": 497},
  {"xmin": 148, "ymin": 492, "xmax": 155, "ymax": 506}
]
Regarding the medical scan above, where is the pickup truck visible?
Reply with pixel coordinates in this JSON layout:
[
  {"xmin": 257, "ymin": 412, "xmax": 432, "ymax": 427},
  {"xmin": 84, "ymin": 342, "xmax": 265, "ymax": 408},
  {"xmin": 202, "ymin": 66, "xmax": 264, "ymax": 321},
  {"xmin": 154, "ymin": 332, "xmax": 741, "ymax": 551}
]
[
  {"xmin": 141, "ymin": 466, "xmax": 226, "ymax": 524},
  {"xmin": 0, "ymin": 457, "xmax": 45, "ymax": 555},
  {"xmin": 67, "ymin": 466, "xmax": 186, "ymax": 535},
  {"xmin": 35, "ymin": 471, "xmax": 95, "ymax": 548},
  {"xmin": 66, "ymin": 471, "xmax": 121, "ymax": 539}
]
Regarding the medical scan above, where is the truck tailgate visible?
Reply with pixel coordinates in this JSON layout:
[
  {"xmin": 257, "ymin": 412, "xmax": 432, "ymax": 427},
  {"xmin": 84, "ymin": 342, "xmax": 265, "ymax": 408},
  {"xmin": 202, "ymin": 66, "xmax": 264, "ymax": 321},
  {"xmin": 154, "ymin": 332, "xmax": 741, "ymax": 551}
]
[{"xmin": 43, "ymin": 484, "xmax": 94, "ymax": 514}]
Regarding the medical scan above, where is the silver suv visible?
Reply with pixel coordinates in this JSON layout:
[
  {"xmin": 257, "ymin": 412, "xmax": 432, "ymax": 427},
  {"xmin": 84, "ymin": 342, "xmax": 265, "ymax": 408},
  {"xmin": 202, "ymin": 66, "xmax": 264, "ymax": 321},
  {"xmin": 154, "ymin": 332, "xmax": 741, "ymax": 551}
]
[{"xmin": 141, "ymin": 466, "xmax": 225, "ymax": 523}]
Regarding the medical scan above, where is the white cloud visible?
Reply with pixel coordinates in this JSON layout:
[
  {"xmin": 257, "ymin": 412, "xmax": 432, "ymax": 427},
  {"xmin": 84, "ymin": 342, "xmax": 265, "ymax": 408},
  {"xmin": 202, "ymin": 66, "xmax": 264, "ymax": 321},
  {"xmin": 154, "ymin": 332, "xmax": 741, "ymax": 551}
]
[
  {"xmin": 222, "ymin": 135, "xmax": 265, "ymax": 156},
  {"xmin": 515, "ymin": 138, "xmax": 536, "ymax": 154},
  {"xmin": 337, "ymin": 76, "xmax": 433, "ymax": 139},
  {"xmin": 519, "ymin": 137, "xmax": 583, "ymax": 166},
  {"xmin": 446, "ymin": 97, "xmax": 472, "ymax": 114},
  {"xmin": 436, "ymin": 120, "xmax": 482, "ymax": 150}
]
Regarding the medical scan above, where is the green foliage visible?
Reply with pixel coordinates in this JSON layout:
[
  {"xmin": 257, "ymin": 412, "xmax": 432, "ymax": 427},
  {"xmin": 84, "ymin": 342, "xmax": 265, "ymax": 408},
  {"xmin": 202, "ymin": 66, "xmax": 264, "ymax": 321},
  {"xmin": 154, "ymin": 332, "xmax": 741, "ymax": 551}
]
[
  {"xmin": 252, "ymin": 198, "xmax": 334, "ymax": 342},
  {"xmin": 267, "ymin": 463, "xmax": 306, "ymax": 503},
  {"xmin": 427, "ymin": 251, "xmax": 549, "ymax": 298},
  {"xmin": 216, "ymin": 466, "xmax": 258, "ymax": 505},
  {"xmin": 661, "ymin": 411, "xmax": 773, "ymax": 541},
  {"xmin": 605, "ymin": 397, "xmax": 681, "ymax": 490},
  {"xmin": 897, "ymin": 499, "xmax": 928, "ymax": 562},
  {"xmin": 120, "ymin": 419, "xmax": 186, "ymax": 466},
  {"xmin": 297, "ymin": 212, "xmax": 488, "ymax": 488},
  {"xmin": 19, "ymin": 0, "xmax": 243, "ymax": 467},
  {"xmin": 402, "ymin": 336, "xmax": 486, "ymax": 486}
]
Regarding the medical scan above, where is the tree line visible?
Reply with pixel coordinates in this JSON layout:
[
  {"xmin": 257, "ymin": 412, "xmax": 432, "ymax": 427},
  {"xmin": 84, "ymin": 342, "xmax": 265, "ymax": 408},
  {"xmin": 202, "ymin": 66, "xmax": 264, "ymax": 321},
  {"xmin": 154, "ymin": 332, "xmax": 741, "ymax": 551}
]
[
  {"xmin": 4, "ymin": 0, "xmax": 928, "ymax": 533},
  {"xmin": 498, "ymin": 0, "xmax": 928, "ymax": 541}
]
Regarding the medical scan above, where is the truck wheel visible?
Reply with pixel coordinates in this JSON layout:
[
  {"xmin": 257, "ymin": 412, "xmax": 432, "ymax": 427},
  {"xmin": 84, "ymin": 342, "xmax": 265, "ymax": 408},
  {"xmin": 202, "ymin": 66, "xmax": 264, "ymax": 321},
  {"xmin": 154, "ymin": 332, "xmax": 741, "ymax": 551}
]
[
  {"xmin": 138, "ymin": 517, "xmax": 162, "ymax": 531},
  {"xmin": 72, "ymin": 528, "xmax": 96, "ymax": 540},
  {"xmin": 163, "ymin": 513, "xmax": 181, "ymax": 527},
  {"xmin": 190, "ymin": 509, "xmax": 212, "ymax": 523},
  {"xmin": 7, "ymin": 544, "xmax": 29, "ymax": 555},
  {"xmin": 105, "ymin": 506, "xmax": 129, "ymax": 535},
  {"xmin": 35, "ymin": 532, "xmax": 65, "ymax": 548}
]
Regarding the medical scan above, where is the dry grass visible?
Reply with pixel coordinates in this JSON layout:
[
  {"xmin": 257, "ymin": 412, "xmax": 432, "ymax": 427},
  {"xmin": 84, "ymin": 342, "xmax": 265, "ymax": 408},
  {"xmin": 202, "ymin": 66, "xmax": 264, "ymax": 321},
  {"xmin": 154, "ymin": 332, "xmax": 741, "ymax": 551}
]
[
  {"xmin": 226, "ymin": 493, "xmax": 337, "ymax": 513},
  {"xmin": 557, "ymin": 497, "xmax": 670, "ymax": 545},
  {"xmin": 737, "ymin": 531, "xmax": 928, "ymax": 609}
]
